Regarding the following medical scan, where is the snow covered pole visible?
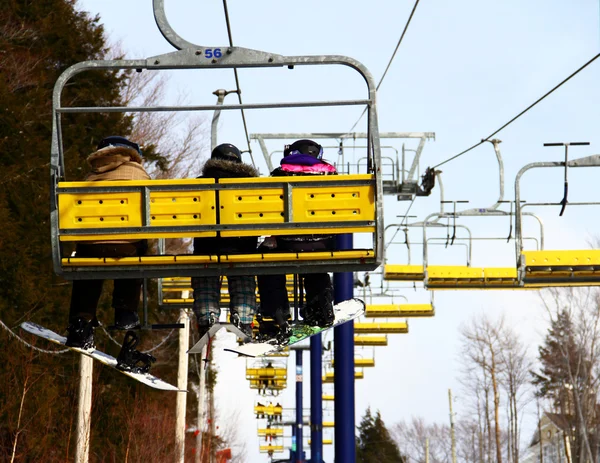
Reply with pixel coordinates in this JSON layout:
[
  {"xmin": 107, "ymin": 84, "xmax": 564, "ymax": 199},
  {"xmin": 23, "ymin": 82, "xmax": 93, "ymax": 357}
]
[
  {"xmin": 334, "ymin": 234, "xmax": 355, "ymax": 463},
  {"xmin": 75, "ymin": 354, "xmax": 93, "ymax": 463},
  {"xmin": 175, "ymin": 310, "xmax": 190, "ymax": 462},
  {"xmin": 310, "ymin": 334, "xmax": 323, "ymax": 463}
]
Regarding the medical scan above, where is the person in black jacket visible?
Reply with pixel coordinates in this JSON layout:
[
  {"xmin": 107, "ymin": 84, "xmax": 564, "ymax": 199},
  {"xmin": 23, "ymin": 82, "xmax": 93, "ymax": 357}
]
[
  {"xmin": 257, "ymin": 139, "xmax": 336, "ymax": 338},
  {"xmin": 192, "ymin": 144, "xmax": 259, "ymax": 337}
]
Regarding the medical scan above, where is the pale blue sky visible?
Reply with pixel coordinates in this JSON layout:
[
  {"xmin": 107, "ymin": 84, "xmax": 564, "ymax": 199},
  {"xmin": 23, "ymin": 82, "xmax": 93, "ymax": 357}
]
[{"xmin": 77, "ymin": 1, "xmax": 600, "ymax": 461}]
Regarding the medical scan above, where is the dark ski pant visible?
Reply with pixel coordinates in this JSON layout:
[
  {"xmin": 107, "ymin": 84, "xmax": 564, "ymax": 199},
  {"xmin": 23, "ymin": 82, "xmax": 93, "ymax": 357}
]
[
  {"xmin": 257, "ymin": 273, "xmax": 332, "ymax": 318},
  {"xmin": 68, "ymin": 241, "xmax": 148, "ymax": 322},
  {"xmin": 257, "ymin": 236, "xmax": 334, "ymax": 318}
]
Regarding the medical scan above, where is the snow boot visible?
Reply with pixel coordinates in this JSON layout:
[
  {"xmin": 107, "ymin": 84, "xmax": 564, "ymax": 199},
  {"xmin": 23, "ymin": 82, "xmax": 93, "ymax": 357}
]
[
  {"xmin": 230, "ymin": 312, "xmax": 253, "ymax": 339},
  {"xmin": 116, "ymin": 331, "xmax": 156, "ymax": 374},
  {"xmin": 257, "ymin": 308, "xmax": 291, "ymax": 342},
  {"xmin": 197, "ymin": 313, "xmax": 217, "ymax": 339},
  {"xmin": 65, "ymin": 317, "xmax": 99, "ymax": 350},
  {"xmin": 301, "ymin": 287, "xmax": 335, "ymax": 327},
  {"xmin": 113, "ymin": 310, "xmax": 141, "ymax": 330}
]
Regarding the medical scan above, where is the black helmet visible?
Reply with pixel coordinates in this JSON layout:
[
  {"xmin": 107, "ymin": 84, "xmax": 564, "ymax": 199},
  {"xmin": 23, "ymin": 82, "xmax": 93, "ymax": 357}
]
[
  {"xmin": 97, "ymin": 136, "xmax": 141, "ymax": 155},
  {"xmin": 283, "ymin": 139, "xmax": 323, "ymax": 159},
  {"xmin": 211, "ymin": 143, "xmax": 242, "ymax": 163}
]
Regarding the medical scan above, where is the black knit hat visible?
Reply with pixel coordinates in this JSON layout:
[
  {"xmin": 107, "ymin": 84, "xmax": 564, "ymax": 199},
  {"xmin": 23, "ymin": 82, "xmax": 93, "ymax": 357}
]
[
  {"xmin": 97, "ymin": 136, "xmax": 141, "ymax": 155},
  {"xmin": 211, "ymin": 143, "xmax": 242, "ymax": 163}
]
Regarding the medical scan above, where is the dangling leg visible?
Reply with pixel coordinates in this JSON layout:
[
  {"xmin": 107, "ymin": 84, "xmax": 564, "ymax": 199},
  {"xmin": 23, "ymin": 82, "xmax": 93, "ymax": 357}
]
[
  {"xmin": 257, "ymin": 274, "xmax": 291, "ymax": 340},
  {"xmin": 302, "ymin": 273, "xmax": 334, "ymax": 327},
  {"xmin": 66, "ymin": 244, "xmax": 103, "ymax": 349},
  {"xmin": 228, "ymin": 275, "xmax": 257, "ymax": 338},
  {"xmin": 192, "ymin": 276, "xmax": 221, "ymax": 338}
]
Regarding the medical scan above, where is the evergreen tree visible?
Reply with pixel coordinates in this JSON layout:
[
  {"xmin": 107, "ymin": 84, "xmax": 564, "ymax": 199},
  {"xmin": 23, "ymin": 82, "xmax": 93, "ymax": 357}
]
[
  {"xmin": 532, "ymin": 308, "xmax": 599, "ymax": 463},
  {"xmin": 0, "ymin": 2, "xmax": 178, "ymax": 461},
  {"xmin": 357, "ymin": 407, "xmax": 405, "ymax": 463}
]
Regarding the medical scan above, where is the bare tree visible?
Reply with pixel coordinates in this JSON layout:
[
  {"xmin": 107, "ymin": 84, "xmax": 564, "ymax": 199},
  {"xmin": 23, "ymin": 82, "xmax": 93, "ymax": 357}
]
[{"xmin": 460, "ymin": 315, "xmax": 506, "ymax": 463}]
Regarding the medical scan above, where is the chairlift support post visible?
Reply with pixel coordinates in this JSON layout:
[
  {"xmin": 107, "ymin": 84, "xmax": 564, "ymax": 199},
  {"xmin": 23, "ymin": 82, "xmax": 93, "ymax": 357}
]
[
  {"xmin": 310, "ymin": 334, "xmax": 324, "ymax": 463},
  {"xmin": 333, "ymin": 234, "xmax": 356, "ymax": 463}
]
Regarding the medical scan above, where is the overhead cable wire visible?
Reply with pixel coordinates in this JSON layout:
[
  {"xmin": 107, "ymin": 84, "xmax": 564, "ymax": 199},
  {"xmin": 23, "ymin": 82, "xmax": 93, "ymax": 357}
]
[
  {"xmin": 222, "ymin": 0, "xmax": 256, "ymax": 166},
  {"xmin": 0, "ymin": 320, "xmax": 69, "ymax": 354},
  {"xmin": 434, "ymin": 52, "xmax": 600, "ymax": 169},
  {"xmin": 349, "ymin": 0, "xmax": 421, "ymax": 132}
]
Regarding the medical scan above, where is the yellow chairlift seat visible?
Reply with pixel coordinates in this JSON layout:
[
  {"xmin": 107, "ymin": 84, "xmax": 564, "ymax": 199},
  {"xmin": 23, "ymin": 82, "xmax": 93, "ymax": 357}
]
[
  {"xmin": 323, "ymin": 422, "xmax": 335, "ymax": 428},
  {"xmin": 383, "ymin": 265, "xmax": 424, "ymax": 281},
  {"xmin": 258, "ymin": 428, "xmax": 284, "ymax": 437},
  {"xmin": 254, "ymin": 404, "xmax": 283, "ymax": 416},
  {"xmin": 246, "ymin": 367, "xmax": 288, "ymax": 381},
  {"xmin": 322, "ymin": 394, "xmax": 335, "ymax": 401},
  {"xmin": 55, "ymin": 176, "xmax": 378, "ymax": 279},
  {"xmin": 332, "ymin": 358, "xmax": 375, "ymax": 367},
  {"xmin": 426, "ymin": 266, "xmax": 522, "ymax": 289},
  {"xmin": 259, "ymin": 444, "xmax": 284, "ymax": 454},
  {"xmin": 521, "ymin": 250, "xmax": 600, "ymax": 286},
  {"xmin": 323, "ymin": 371, "xmax": 364, "ymax": 383},
  {"xmin": 354, "ymin": 335, "xmax": 388, "ymax": 346},
  {"xmin": 309, "ymin": 439, "xmax": 333, "ymax": 445},
  {"xmin": 365, "ymin": 304, "xmax": 434, "ymax": 318},
  {"xmin": 354, "ymin": 322, "xmax": 408, "ymax": 334}
]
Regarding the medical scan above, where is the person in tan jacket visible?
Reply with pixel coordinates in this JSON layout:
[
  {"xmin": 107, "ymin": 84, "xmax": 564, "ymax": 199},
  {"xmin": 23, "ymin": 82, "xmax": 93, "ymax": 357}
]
[{"xmin": 66, "ymin": 136, "xmax": 151, "ymax": 354}]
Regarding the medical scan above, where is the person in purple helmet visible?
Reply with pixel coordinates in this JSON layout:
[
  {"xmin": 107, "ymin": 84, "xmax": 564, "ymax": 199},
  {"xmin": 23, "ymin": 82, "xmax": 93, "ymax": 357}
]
[{"xmin": 257, "ymin": 139, "xmax": 336, "ymax": 338}]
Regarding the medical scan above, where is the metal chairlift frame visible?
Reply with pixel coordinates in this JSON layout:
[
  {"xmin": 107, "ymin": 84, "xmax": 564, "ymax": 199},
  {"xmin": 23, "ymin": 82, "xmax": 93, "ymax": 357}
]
[
  {"xmin": 251, "ymin": 131, "xmax": 434, "ymax": 197},
  {"xmin": 515, "ymin": 153, "xmax": 600, "ymax": 285},
  {"xmin": 50, "ymin": 0, "xmax": 383, "ymax": 280}
]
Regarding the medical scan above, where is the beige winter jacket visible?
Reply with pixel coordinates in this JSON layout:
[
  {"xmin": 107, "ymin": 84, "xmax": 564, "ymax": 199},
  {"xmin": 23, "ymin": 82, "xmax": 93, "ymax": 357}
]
[{"xmin": 84, "ymin": 146, "xmax": 150, "ymax": 245}]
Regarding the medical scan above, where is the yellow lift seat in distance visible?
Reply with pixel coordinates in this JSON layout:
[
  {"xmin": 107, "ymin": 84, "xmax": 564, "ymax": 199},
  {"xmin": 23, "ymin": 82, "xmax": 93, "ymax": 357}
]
[
  {"xmin": 249, "ymin": 379, "xmax": 287, "ymax": 390},
  {"xmin": 323, "ymin": 395, "xmax": 335, "ymax": 401},
  {"xmin": 309, "ymin": 439, "xmax": 333, "ymax": 445},
  {"xmin": 426, "ymin": 266, "xmax": 521, "ymax": 289},
  {"xmin": 246, "ymin": 367, "xmax": 287, "ymax": 380},
  {"xmin": 259, "ymin": 445, "xmax": 284, "ymax": 453},
  {"xmin": 522, "ymin": 250, "xmax": 600, "ymax": 285},
  {"xmin": 354, "ymin": 335, "xmax": 388, "ymax": 346},
  {"xmin": 354, "ymin": 322, "xmax": 408, "ymax": 334},
  {"xmin": 258, "ymin": 428, "xmax": 284, "ymax": 437},
  {"xmin": 332, "ymin": 358, "xmax": 375, "ymax": 367},
  {"xmin": 383, "ymin": 265, "xmax": 425, "ymax": 281},
  {"xmin": 365, "ymin": 304, "xmax": 434, "ymax": 318},
  {"xmin": 254, "ymin": 404, "xmax": 283, "ymax": 416},
  {"xmin": 323, "ymin": 371, "xmax": 364, "ymax": 383}
]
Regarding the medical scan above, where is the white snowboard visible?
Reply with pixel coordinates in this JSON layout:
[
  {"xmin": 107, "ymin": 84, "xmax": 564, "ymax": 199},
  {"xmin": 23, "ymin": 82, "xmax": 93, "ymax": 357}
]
[
  {"xmin": 21, "ymin": 322, "xmax": 183, "ymax": 392},
  {"xmin": 225, "ymin": 298, "xmax": 365, "ymax": 358}
]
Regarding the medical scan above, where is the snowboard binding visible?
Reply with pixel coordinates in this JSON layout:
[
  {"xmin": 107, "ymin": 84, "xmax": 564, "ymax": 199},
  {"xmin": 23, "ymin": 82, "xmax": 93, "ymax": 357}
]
[{"xmin": 116, "ymin": 331, "xmax": 156, "ymax": 374}]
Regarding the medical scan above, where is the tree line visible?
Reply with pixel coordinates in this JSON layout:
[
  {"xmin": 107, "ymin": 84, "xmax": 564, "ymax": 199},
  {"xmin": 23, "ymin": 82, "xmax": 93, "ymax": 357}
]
[{"xmin": 393, "ymin": 287, "xmax": 600, "ymax": 463}]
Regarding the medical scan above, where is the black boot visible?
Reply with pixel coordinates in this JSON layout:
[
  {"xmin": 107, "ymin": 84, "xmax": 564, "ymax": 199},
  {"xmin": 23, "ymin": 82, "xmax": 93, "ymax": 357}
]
[
  {"xmin": 116, "ymin": 331, "xmax": 156, "ymax": 374},
  {"xmin": 302, "ymin": 287, "xmax": 335, "ymax": 327},
  {"xmin": 113, "ymin": 310, "xmax": 141, "ymax": 330},
  {"xmin": 231, "ymin": 312, "xmax": 253, "ymax": 339},
  {"xmin": 66, "ymin": 317, "xmax": 99, "ymax": 350},
  {"xmin": 197, "ymin": 313, "xmax": 217, "ymax": 339},
  {"xmin": 257, "ymin": 308, "xmax": 291, "ymax": 342}
]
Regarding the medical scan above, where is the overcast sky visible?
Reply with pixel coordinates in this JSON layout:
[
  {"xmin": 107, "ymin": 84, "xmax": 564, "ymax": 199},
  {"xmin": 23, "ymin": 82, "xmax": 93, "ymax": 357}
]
[{"xmin": 76, "ymin": 0, "xmax": 600, "ymax": 461}]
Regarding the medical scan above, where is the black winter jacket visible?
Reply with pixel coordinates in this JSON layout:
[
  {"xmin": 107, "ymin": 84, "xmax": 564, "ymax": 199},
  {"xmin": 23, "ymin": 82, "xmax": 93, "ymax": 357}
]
[{"xmin": 193, "ymin": 159, "xmax": 260, "ymax": 255}]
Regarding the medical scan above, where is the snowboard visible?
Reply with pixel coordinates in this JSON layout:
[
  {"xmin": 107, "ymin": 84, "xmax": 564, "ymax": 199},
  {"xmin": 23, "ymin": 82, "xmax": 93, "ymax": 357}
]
[
  {"xmin": 20, "ymin": 322, "xmax": 183, "ymax": 392},
  {"xmin": 224, "ymin": 298, "xmax": 365, "ymax": 358}
]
